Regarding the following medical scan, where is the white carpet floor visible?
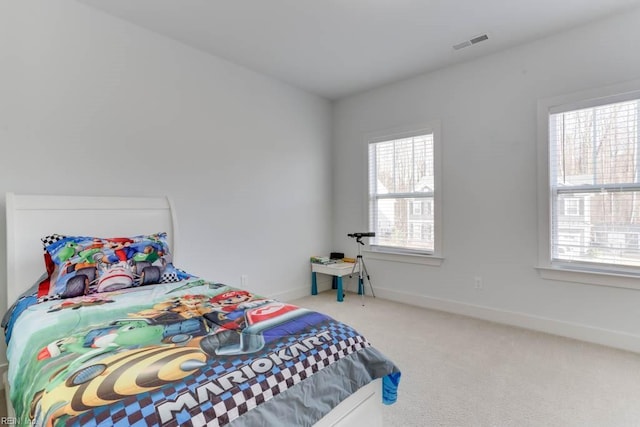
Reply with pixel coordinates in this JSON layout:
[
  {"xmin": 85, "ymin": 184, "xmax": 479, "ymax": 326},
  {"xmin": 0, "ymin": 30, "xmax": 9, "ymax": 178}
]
[{"xmin": 292, "ymin": 291, "xmax": 640, "ymax": 427}]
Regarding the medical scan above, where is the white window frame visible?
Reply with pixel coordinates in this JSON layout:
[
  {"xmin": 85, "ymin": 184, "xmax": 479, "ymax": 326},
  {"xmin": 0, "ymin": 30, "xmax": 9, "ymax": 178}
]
[
  {"xmin": 364, "ymin": 122, "xmax": 443, "ymax": 266},
  {"xmin": 537, "ymin": 80, "xmax": 640, "ymax": 289},
  {"xmin": 412, "ymin": 201, "xmax": 422, "ymax": 216},
  {"xmin": 563, "ymin": 198, "xmax": 580, "ymax": 216}
]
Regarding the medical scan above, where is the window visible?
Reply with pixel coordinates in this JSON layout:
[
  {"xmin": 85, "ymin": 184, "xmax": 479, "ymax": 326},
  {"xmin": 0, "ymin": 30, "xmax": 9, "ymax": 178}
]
[
  {"xmin": 563, "ymin": 198, "xmax": 581, "ymax": 216},
  {"xmin": 425, "ymin": 200, "xmax": 433, "ymax": 217},
  {"xmin": 368, "ymin": 126, "xmax": 440, "ymax": 258},
  {"xmin": 539, "ymin": 83, "xmax": 640, "ymax": 285},
  {"xmin": 412, "ymin": 201, "xmax": 422, "ymax": 216}
]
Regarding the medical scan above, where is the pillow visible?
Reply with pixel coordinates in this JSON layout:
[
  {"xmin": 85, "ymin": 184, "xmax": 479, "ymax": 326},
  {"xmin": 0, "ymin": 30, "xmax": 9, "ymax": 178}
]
[{"xmin": 40, "ymin": 232, "xmax": 189, "ymax": 299}]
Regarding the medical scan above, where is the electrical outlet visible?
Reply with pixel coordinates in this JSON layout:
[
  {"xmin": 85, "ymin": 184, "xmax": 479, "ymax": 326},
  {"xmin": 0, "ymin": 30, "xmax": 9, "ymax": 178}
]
[
  {"xmin": 474, "ymin": 276, "xmax": 482, "ymax": 289},
  {"xmin": 241, "ymin": 274, "xmax": 248, "ymax": 287}
]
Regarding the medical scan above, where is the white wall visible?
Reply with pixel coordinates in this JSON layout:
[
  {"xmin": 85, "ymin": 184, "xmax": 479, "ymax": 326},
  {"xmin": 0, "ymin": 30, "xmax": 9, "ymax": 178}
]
[
  {"xmin": 0, "ymin": 0, "xmax": 332, "ymax": 319},
  {"xmin": 4, "ymin": 0, "xmax": 640, "ymax": 372},
  {"xmin": 333, "ymin": 7, "xmax": 640, "ymax": 352}
]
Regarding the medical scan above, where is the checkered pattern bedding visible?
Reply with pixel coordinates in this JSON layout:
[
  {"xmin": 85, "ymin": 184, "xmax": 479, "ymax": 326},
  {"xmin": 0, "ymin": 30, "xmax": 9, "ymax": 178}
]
[{"xmin": 4, "ymin": 279, "xmax": 400, "ymax": 427}]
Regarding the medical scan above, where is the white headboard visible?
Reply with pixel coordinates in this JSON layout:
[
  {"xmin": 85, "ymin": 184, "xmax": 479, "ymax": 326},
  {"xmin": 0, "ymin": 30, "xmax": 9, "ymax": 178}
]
[{"xmin": 5, "ymin": 193, "xmax": 177, "ymax": 308}]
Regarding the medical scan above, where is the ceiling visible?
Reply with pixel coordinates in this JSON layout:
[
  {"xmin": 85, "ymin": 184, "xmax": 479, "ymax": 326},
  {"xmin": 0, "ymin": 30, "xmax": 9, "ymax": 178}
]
[{"xmin": 78, "ymin": 0, "xmax": 640, "ymax": 100}]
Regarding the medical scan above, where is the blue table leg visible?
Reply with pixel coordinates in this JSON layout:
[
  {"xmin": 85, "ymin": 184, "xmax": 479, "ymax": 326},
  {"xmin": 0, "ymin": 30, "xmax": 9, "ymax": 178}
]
[
  {"xmin": 336, "ymin": 276, "xmax": 344, "ymax": 302},
  {"xmin": 311, "ymin": 272, "xmax": 318, "ymax": 295},
  {"xmin": 358, "ymin": 277, "xmax": 364, "ymax": 295}
]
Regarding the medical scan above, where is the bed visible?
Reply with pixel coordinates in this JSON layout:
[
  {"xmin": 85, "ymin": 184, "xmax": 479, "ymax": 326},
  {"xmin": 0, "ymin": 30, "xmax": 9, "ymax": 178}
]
[{"xmin": 2, "ymin": 193, "xmax": 400, "ymax": 427}]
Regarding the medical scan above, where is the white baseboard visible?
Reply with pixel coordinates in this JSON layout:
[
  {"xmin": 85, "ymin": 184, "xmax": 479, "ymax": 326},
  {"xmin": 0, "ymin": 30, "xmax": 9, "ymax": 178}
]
[
  {"xmin": 375, "ymin": 288, "xmax": 640, "ymax": 354},
  {"xmin": 272, "ymin": 287, "xmax": 313, "ymax": 302},
  {"xmin": 272, "ymin": 277, "xmax": 334, "ymax": 302}
]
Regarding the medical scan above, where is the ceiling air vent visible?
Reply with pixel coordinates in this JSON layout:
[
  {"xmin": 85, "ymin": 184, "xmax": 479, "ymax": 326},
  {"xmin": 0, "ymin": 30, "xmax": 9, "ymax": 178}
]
[{"xmin": 453, "ymin": 33, "xmax": 489, "ymax": 50}]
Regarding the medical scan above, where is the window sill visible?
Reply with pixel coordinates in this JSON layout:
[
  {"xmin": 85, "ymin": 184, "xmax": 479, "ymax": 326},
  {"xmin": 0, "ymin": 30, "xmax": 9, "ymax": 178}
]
[
  {"xmin": 364, "ymin": 250, "xmax": 444, "ymax": 266},
  {"xmin": 536, "ymin": 265, "xmax": 640, "ymax": 290}
]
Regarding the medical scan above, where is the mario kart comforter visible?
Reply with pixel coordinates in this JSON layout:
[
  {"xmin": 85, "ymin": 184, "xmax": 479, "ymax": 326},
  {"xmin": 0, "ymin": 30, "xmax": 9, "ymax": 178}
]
[{"xmin": 3, "ymin": 279, "xmax": 400, "ymax": 427}]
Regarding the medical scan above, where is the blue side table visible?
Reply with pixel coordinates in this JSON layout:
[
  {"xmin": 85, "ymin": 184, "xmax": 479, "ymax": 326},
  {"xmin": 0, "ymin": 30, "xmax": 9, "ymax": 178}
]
[{"xmin": 311, "ymin": 262, "xmax": 360, "ymax": 302}]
